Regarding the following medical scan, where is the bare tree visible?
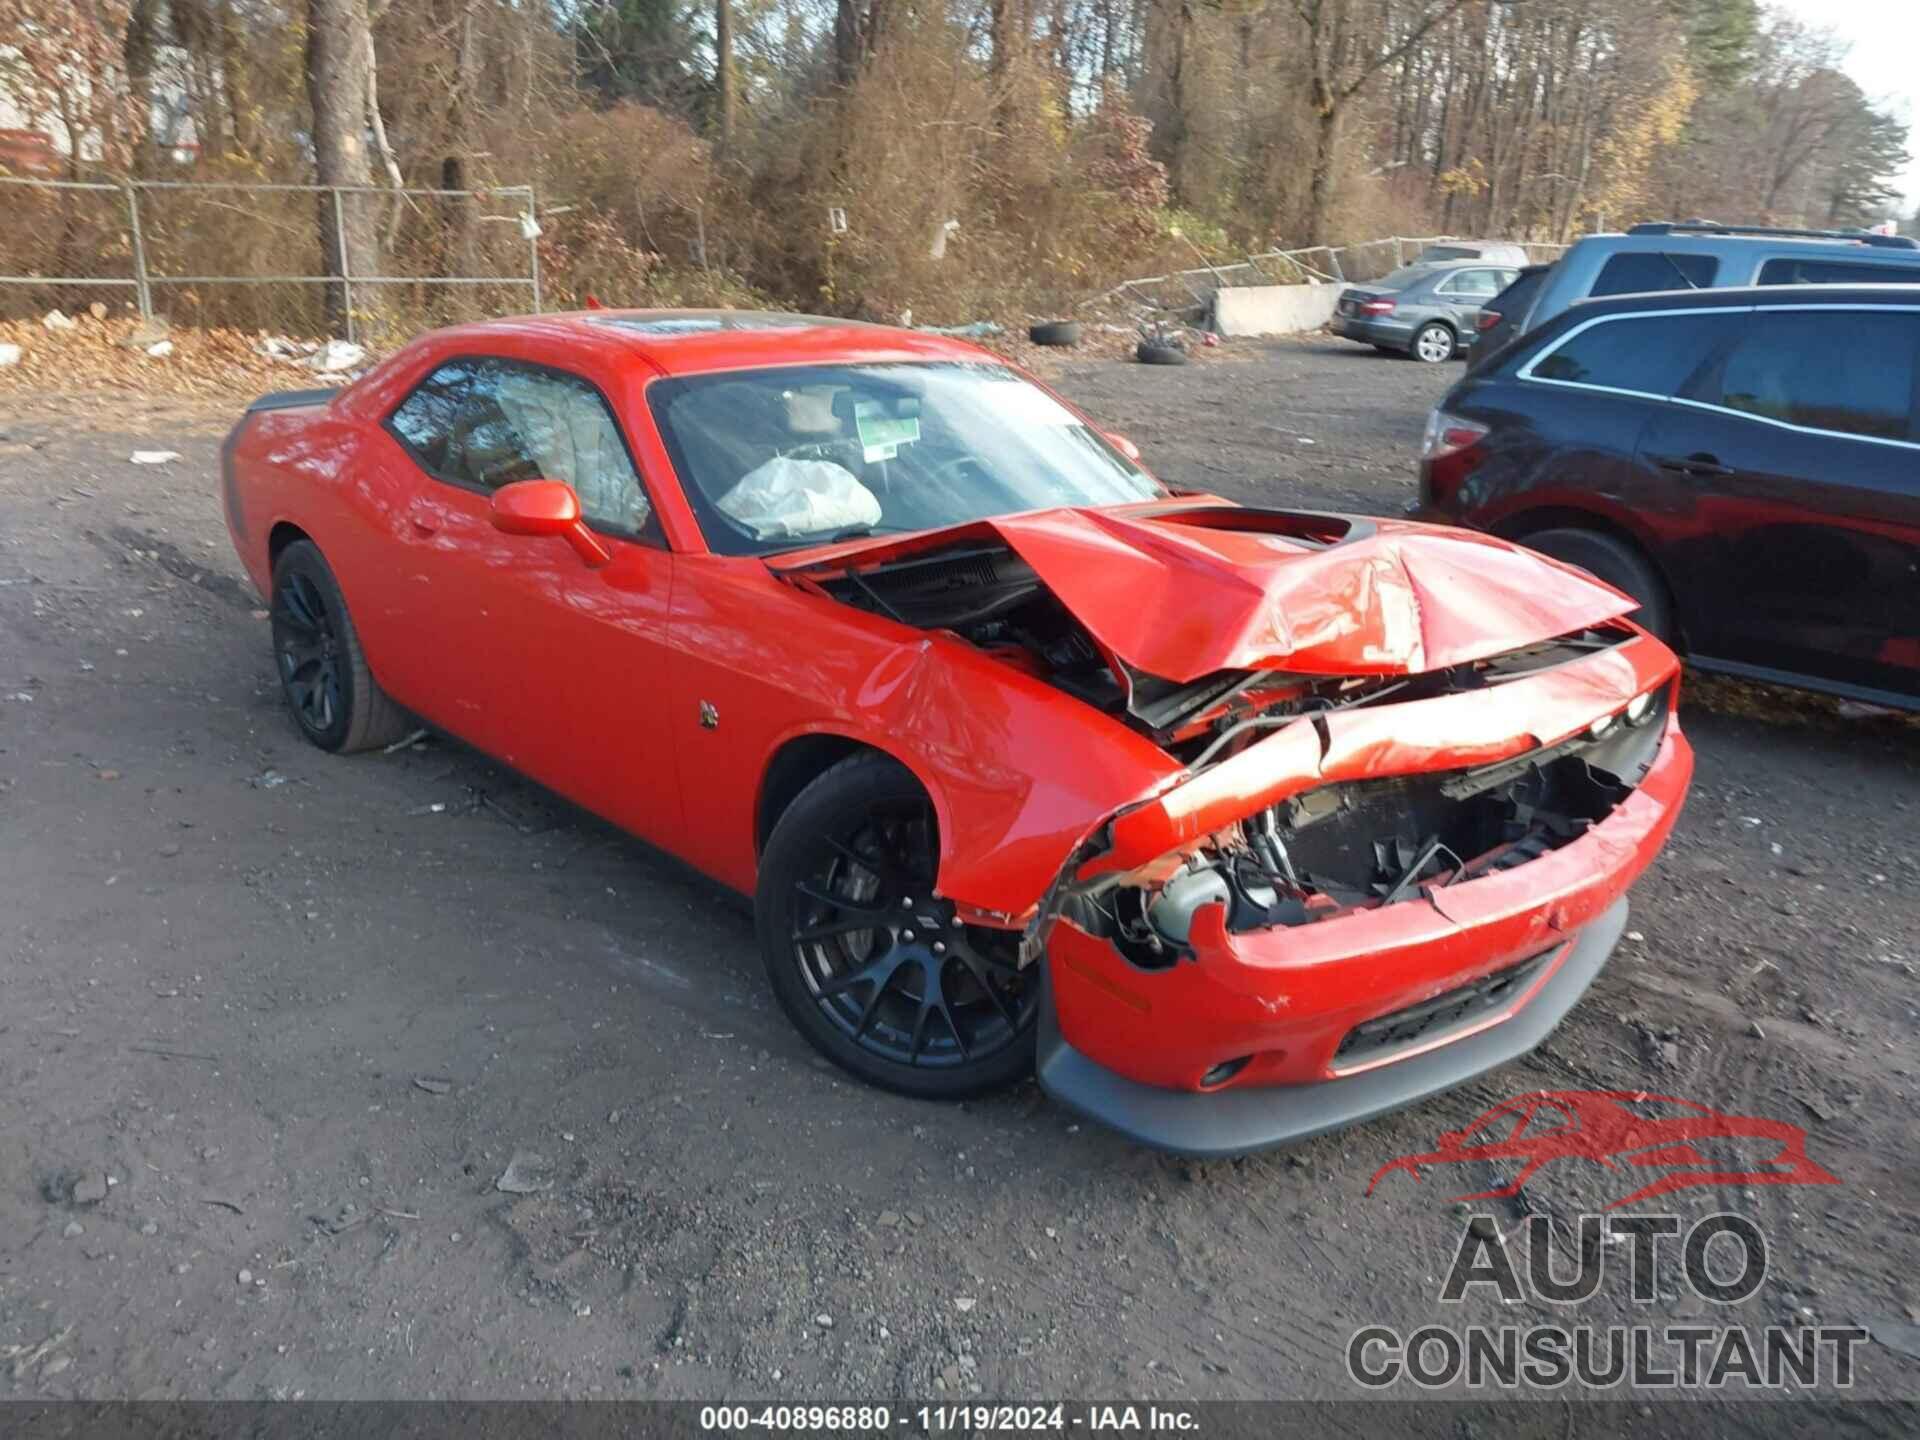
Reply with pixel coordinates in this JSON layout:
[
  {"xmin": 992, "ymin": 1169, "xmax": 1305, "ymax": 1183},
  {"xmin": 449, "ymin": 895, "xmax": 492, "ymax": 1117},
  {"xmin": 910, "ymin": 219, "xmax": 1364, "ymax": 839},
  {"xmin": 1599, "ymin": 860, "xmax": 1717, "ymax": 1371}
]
[
  {"xmin": 715, "ymin": 0, "xmax": 737, "ymax": 151},
  {"xmin": 1298, "ymin": 0, "xmax": 1492, "ymax": 242},
  {"xmin": 306, "ymin": 0, "xmax": 380, "ymax": 334}
]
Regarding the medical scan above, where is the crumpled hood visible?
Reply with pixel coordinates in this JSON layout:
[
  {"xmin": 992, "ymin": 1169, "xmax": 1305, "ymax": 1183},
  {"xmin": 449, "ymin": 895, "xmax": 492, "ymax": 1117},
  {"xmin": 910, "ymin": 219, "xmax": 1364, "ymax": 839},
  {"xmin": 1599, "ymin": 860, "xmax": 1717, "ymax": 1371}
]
[{"xmin": 773, "ymin": 505, "xmax": 1637, "ymax": 682}]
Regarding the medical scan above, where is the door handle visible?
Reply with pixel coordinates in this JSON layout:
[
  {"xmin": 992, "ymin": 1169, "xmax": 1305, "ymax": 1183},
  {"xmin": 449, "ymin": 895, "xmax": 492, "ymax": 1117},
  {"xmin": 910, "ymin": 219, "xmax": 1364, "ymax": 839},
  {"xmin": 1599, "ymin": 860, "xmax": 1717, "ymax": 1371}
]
[{"xmin": 1649, "ymin": 453, "xmax": 1732, "ymax": 479}]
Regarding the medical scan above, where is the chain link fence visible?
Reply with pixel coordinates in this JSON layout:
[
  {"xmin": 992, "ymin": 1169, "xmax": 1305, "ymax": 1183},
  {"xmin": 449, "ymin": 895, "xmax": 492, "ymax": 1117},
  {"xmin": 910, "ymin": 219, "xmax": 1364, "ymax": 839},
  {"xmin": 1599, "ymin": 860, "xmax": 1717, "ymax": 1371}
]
[{"xmin": 0, "ymin": 177, "xmax": 542, "ymax": 341}]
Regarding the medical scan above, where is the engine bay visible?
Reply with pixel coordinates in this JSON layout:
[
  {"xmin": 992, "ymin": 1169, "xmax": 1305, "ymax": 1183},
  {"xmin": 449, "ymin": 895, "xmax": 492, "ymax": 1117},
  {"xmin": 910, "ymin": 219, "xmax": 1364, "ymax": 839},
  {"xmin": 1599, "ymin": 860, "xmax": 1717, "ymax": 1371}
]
[{"xmin": 1068, "ymin": 685, "xmax": 1670, "ymax": 967}]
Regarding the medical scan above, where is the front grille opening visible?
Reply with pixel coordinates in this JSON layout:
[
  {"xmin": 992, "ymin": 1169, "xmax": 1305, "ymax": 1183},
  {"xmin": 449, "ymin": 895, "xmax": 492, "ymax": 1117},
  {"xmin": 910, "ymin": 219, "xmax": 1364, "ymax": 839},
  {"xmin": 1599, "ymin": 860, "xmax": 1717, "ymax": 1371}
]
[
  {"xmin": 1333, "ymin": 947, "xmax": 1556, "ymax": 1069},
  {"xmin": 1227, "ymin": 686, "xmax": 1670, "ymax": 930}
]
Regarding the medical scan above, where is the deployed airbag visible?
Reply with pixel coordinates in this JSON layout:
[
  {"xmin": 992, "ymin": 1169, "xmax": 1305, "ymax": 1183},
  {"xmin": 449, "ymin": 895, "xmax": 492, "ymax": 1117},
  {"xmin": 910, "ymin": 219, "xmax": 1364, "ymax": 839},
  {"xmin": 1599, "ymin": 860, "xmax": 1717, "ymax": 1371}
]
[{"xmin": 719, "ymin": 456, "xmax": 882, "ymax": 539}]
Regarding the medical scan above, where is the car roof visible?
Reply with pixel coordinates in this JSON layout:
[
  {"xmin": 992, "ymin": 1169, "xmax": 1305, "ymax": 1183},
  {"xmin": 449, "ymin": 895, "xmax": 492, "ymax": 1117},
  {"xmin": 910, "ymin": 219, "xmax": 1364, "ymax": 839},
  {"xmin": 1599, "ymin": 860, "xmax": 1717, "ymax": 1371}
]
[
  {"xmin": 1556, "ymin": 282, "xmax": 1920, "ymax": 323},
  {"xmin": 1376, "ymin": 259, "xmax": 1499, "ymax": 286},
  {"xmin": 1569, "ymin": 229, "xmax": 1920, "ymax": 260},
  {"xmin": 405, "ymin": 309, "xmax": 999, "ymax": 378}
]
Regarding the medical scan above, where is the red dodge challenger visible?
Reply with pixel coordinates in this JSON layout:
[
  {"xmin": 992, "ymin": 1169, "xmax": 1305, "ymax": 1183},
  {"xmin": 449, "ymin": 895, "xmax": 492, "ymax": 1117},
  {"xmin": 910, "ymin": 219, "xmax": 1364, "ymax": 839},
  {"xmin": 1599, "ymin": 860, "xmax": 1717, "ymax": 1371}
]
[{"xmin": 221, "ymin": 310, "xmax": 1693, "ymax": 1156}]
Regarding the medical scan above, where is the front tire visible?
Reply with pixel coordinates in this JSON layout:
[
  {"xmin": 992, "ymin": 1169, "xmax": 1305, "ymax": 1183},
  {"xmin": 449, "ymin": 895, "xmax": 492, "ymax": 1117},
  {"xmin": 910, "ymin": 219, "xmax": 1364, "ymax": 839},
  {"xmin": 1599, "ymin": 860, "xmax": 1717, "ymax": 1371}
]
[
  {"xmin": 269, "ymin": 539, "xmax": 411, "ymax": 753},
  {"xmin": 1522, "ymin": 527, "xmax": 1674, "ymax": 644},
  {"xmin": 756, "ymin": 754, "xmax": 1037, "ymax": 1099},
  {"xmin": 1412, "ymin": 322, "xmax": 1456, "ymax": 363}
]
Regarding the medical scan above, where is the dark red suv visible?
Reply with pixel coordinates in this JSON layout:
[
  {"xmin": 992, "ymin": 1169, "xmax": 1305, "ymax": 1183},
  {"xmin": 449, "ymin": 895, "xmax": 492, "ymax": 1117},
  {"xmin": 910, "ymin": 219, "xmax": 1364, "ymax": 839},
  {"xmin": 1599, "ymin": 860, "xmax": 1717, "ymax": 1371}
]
[{"xmin": 1414, "ymin": 284, "xmax": 1920, "ymax": 712}]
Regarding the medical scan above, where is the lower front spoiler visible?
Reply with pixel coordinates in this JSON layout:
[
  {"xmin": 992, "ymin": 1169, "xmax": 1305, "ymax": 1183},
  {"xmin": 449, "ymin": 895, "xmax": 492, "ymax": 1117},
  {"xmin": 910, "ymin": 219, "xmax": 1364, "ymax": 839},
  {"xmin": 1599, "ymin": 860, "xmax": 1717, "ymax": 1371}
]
[{"xmin": 1035, "ymin": 897, "xmax": 1628, "ymax": 1159}]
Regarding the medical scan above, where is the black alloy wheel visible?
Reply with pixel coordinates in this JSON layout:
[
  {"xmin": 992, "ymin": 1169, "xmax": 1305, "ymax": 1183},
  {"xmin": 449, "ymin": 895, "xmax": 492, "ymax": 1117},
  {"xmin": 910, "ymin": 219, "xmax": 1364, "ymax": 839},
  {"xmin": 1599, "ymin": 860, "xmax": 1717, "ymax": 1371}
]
[
  {"xmin": 757, "ymin": 756, "xmax": 1038, "ymax": 1098},
  {"xmin": 268, "ymin": 539, "xmax": 411, "ymax": 753},
  {"xmin": 273, "ymin": 568, "xmax": 345, "ymax": 739}
]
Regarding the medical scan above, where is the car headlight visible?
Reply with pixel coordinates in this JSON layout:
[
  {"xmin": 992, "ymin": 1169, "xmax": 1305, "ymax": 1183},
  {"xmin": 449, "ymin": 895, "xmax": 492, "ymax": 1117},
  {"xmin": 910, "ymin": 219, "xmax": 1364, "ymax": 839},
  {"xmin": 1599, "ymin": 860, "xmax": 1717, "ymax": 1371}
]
[{"xmin": 1626, "ymin": 690, "xmax": 1656, "ymax": 725}]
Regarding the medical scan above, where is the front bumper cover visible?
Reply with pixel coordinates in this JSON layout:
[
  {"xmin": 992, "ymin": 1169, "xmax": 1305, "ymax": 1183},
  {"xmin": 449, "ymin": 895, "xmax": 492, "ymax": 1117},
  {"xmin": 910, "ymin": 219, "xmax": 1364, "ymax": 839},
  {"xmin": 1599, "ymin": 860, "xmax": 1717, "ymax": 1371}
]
[
  {"xmin": 1033, "ymin": 700, "xmax": 1691, "ymax": 1158},
  {"xmin": 1037, "ymin": 897, "xmax": 1625, "ymax": 1159}
]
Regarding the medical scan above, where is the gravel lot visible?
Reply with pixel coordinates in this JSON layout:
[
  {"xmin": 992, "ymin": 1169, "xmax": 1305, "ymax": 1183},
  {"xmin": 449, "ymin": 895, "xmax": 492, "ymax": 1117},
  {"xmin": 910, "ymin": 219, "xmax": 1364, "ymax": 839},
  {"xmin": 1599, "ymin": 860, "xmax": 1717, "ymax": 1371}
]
[{"xmin": 1, "ymin": 336, "xmax": 1916, "ymax": 1425}]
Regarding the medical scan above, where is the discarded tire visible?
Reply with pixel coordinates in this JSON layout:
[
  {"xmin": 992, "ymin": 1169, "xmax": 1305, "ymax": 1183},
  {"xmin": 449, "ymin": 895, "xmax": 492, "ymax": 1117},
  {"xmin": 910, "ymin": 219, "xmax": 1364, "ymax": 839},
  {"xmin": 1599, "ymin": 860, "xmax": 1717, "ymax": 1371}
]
[
  {"xmin": 1029, "ymin": 320, "xmax": 1081, "ymax": 347},
  {"xmin": 1136, "ymin": 342, "xmax": 1188, "ymax": 366}
]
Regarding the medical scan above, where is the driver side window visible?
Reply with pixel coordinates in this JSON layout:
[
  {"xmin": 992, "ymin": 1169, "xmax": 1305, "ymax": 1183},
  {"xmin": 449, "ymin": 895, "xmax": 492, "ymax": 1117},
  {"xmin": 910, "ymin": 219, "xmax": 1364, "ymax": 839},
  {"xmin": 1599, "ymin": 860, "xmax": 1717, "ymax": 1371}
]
[{"xmin": 388, "ymin": 357, "xmax": 656, "ymax": 538}]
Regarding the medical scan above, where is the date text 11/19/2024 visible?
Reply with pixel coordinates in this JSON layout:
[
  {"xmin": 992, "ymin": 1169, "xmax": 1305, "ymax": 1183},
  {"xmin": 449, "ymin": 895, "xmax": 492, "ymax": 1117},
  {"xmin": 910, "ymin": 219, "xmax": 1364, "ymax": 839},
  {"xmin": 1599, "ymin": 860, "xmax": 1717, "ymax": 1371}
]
[{"xmin": 698, "ymin": 1405, "xmax": 1202, "ymax": 1433}]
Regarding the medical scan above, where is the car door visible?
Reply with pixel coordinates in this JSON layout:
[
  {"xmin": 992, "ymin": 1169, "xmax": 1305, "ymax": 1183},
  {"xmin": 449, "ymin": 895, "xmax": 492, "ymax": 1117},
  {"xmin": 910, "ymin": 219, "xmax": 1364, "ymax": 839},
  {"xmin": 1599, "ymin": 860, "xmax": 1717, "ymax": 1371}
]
[
  {"xmin": 381, "ymin": 355, "xmax": 687, "ymax": 845},
  {"xmin": 1434, "ymin": 267, "xmax": 1509, "ymax": 342},
  {"xmin": 1634, "ymin": 304, "xmax": 1920, "ymax": 699}
]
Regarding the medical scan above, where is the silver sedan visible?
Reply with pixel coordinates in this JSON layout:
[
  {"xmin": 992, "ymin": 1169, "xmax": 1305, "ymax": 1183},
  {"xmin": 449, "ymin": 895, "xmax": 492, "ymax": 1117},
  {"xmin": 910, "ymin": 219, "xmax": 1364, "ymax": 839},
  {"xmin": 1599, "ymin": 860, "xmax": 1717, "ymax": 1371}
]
[{"xmin": 1330, "ymin": 261, "xmax": 1521, "ymax": 363}]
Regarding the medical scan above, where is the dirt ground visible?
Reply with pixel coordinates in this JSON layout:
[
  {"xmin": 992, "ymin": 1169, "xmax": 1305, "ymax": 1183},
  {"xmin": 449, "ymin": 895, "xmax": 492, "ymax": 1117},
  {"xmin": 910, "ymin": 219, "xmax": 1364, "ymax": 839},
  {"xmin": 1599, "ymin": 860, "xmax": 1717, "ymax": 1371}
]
[{"xmin": 1, "ymin": 335, "xmax": 1917, "ymax": 1425}]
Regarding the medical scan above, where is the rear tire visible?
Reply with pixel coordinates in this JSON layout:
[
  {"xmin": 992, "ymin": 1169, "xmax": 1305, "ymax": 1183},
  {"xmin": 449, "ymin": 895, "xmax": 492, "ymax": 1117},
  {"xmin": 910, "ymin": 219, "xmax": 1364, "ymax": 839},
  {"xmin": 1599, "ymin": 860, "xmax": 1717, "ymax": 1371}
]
[
  {"xmin": 1522, "ymin": 527, "xmax": 1674, "ymax": 644},
  {"xmin": 756, "ymin": 754, "xmax": 1037, "ymax": 1100},
  {"xmin": 1412, "ymin": 322, "xmax": 1456, "ymax": 364},
  {"xmin": 269, "ymin": 540, "xmax": 412, "ymax": 753}
]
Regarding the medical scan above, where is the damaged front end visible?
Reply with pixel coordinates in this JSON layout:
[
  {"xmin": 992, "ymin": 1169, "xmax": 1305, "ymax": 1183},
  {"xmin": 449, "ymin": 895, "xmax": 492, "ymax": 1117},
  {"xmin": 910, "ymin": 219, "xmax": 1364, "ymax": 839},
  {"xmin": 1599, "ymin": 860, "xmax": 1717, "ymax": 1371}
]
[
  {"xmin": 776, "ymin": 505, "xmax": 1695, "ymax": 1155},
  {"xmin": 1030, "ymin": 626, "xmax": 1692, "ymax": 1156},
  {"xmin": 1067, "ymin": 674, "xmax": 1670, "ymax": 970}
]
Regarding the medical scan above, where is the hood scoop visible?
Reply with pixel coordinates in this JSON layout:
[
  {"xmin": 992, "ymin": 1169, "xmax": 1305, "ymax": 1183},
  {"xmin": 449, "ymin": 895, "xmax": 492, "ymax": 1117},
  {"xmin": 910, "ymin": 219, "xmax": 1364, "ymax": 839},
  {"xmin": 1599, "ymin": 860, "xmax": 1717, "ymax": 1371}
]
[{"xmin": 775, "ymin": 505, "xmax": 1636, "ymax": 682}]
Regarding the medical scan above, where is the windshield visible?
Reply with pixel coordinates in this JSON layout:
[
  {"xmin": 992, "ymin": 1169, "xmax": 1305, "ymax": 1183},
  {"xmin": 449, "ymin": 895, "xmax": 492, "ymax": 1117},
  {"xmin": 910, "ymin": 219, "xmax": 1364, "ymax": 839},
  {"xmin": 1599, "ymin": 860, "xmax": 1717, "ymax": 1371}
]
[{"xmin": 646, "ymin": 361, "xmax": 1161, "ymax": 555}]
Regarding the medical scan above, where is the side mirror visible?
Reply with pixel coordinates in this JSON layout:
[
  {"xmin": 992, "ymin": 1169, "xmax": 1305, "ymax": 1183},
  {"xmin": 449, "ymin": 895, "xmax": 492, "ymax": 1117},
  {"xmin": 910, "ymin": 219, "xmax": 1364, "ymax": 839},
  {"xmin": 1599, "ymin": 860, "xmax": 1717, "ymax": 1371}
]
[
  {"xmin": 1105, "ymin": 432, "xmax": 1141, "ymax": 463},
  {"xmin": 490, "ymin": 478, "xmax": 610, "ymax": 566},
  {"xmin": 491, "ymin": 477, "xmax": 579, "ymax": 536}
]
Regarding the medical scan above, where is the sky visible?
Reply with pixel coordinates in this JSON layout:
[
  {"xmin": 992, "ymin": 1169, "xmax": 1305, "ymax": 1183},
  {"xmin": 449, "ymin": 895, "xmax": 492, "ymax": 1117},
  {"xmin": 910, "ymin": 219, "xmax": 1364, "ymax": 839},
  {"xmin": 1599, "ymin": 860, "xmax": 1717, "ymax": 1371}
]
[{"xmin": 1774, "ymin": 0, "xmax": 1920, "ymax": 216}]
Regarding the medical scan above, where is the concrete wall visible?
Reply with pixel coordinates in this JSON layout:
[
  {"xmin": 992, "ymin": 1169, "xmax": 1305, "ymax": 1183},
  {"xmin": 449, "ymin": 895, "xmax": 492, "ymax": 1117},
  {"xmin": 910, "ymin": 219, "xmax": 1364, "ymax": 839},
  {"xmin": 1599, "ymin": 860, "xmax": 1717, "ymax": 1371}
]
[{"xmin": 1213, "ymin": 282, "xmax": 1343, "ymax": 338}]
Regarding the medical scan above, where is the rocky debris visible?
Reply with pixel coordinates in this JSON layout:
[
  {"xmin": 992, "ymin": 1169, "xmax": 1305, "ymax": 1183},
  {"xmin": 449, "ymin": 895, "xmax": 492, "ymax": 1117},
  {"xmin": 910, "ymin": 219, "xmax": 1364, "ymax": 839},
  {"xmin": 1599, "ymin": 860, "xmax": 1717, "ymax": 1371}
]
[
  {"xmin": 70, "ymin": 1173, "xmax": 109, "ymax": 1205},
  {"xmin": 306, "ymin": 339, "xmax": 367, "ymax": 373},
  {"xmin": 118, "ymin": 317, "xmax": 172, "ymax": 352},
  {"xmin": 413, "ymin": 1076, "xmax": 453, "ymax": 1095},
  {"xmin": 256, "ymin": 336, "xmax": 317, "ymax": 363},
  {"xmin": 0, "ymin": 316, "xmax": 366, "ymax": 397},
  {"xmin": 495, "ymin": 1151, "xmax": 554, "ymax": 1195},
  {"xmin": 42, "ymin": 310, "xmax": 77, "ymax": 332},
  {"xmin": 4, "ymin": 1327, "xmax": 73, "ymax": 1380},
  {"xmin": 0, "ymin": 343, "xmax": 20, "ymax": 368}
]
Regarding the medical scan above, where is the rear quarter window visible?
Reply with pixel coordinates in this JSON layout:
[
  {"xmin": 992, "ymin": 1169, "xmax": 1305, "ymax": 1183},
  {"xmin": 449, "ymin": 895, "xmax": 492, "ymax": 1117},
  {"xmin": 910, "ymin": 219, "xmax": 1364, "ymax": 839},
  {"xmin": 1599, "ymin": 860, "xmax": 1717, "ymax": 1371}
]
[
  {"xmin": 1525, "ymin": 311, "xmax": 1739, "ymax": 396},
  {"xmin": 1589, "ymin": 251, "xmax": 1719, "ymax": 298},
  {"xmin": 1701, "ymin": 309, "xmax": 1919, "ymax": 442},
  {"xmin": 1757, "ymin": 257, "xmax": 1920, "ymax": 286}
]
